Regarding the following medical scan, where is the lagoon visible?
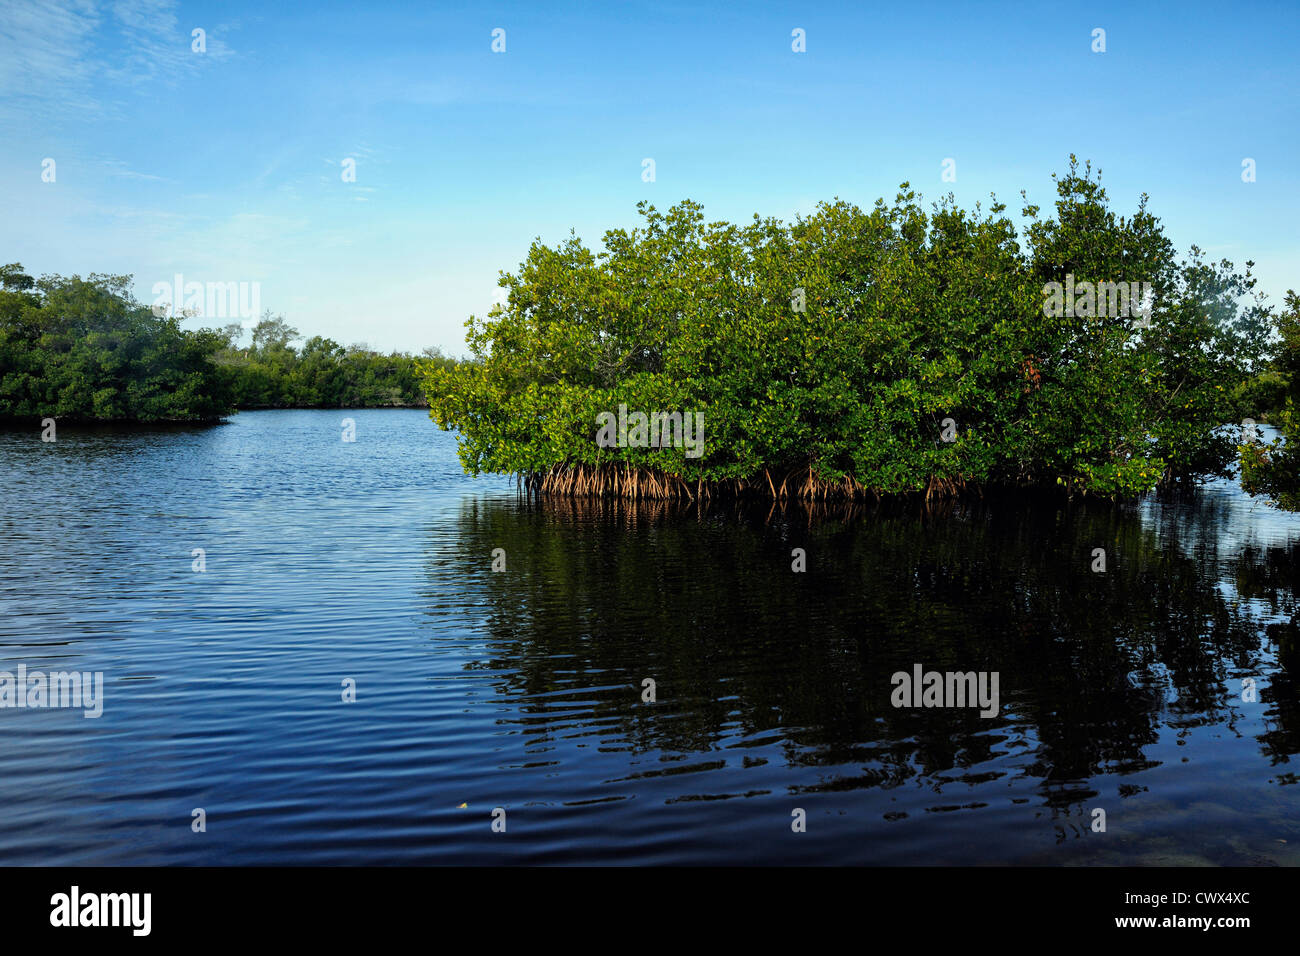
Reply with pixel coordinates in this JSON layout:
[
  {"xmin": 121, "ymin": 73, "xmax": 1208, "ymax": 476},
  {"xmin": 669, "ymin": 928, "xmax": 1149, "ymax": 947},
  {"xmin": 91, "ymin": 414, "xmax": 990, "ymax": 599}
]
[{"xmin": 0, "ymin": 408, "xmax": 1296, "ymax": 865}]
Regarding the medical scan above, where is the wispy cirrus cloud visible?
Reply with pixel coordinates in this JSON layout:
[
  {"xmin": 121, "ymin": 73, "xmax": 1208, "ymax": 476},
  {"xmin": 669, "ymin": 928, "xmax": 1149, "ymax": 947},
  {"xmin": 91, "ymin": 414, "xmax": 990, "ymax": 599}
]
[
  {"xmin": 107, "ymin": 0, "xmax": 233, "ymax": 84},
  {"xmin": 99, "ymin": 156, "xmax": 172, "ymax": 181},
  {"xmin": 0, "ymin": 0, "xmax": 104, "ymax": 122},
  {"xmin": 0, "ymin": 0, "xmax": 234, "ymax": 126}
]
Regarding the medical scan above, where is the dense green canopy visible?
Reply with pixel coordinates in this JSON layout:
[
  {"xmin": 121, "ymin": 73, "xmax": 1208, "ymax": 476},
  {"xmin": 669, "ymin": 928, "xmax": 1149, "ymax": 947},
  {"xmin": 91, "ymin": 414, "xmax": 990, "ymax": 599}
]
[
  {"xmin": 0, "ymin": 264, "xmax": 441, "ymax": 421},
  {"xmin": 424, "ymin": 159, "xmax": 1274, "ymax": 500},
  {"xmin": 1242, "ymin": 291, "xmax": 1300, "ymax": 508},
  {"xmin": 0, "ymin": 265, "xmax": 234, "ymax": 421}
]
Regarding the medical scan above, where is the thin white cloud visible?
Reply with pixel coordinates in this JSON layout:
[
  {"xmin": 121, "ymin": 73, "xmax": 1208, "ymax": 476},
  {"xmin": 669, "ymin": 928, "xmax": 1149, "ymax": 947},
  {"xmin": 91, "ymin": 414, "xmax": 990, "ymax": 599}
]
[
  {"xmin": 99, "ymin": 156, "xmax": 172, "ymax": 181},
  {"xmin": 0, "ymin": 0, "xmax": 234, "ymax": 125},
  {"xmin": 0, "ymin": 0, "xmax": 103, "ymax": 122}
]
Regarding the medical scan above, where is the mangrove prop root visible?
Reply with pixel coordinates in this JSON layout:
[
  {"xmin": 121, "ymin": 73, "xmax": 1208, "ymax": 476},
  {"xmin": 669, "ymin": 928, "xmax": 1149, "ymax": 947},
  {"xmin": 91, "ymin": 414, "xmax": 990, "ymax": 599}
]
[{"xmin": 517, "ymin": 463, "xmax": 969, "ymax": 502}]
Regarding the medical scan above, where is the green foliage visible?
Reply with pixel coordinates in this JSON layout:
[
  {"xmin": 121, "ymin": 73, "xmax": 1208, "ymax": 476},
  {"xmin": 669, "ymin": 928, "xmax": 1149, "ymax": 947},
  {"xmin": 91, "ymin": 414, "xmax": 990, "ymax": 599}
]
[
  {"xmin": 0, "ymin": 265, "xmax": 234, "ymax": 421},
  {"xmin": 425, "ymin": 159, "xmax": 1271, "ymax": 499},
  {"xmin": 214, "ymin": 315, "xmax": 439, "ymax": 409},
  {"xmin": 1241, "ymin": 291, "xmax": 1300, "ymax": 508},
  {"xmin": 0, "ymin": 266, "xmax": 449, "ymax": 421}
]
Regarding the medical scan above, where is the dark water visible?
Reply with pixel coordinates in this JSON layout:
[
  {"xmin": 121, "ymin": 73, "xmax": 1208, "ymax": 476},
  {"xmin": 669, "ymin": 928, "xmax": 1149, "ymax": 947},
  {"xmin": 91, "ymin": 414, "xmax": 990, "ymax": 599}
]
[{"xmin": 1, "ymin": 409, "xmax": 1297, "ymax": 865}]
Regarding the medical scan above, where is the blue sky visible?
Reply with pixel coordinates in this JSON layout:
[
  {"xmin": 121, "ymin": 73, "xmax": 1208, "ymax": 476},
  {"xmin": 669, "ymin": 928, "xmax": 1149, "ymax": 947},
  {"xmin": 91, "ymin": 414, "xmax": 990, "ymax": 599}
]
[{"xmin": 2, "ymin": 0, "xmax": 1297, "ymax": 354}]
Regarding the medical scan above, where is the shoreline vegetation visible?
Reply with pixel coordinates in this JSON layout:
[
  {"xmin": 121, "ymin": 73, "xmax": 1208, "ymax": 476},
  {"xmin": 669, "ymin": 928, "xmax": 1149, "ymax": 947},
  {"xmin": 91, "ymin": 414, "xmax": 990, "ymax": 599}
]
[
  {"xmin": 6, "ymin": 159, "xmax": 1300, "ymax": 508},
  {"xmin": 0, "ymin": 262, "xmax": 449, "ymax": 421},
  {"xmin": 425, "ymin": 159, "xmax": 1298, "ymax": 504}
]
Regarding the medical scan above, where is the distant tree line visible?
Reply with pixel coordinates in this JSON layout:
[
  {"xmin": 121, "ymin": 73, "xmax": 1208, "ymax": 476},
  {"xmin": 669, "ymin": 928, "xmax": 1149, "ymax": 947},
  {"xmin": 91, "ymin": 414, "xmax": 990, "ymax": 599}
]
[
  {"xmin": 213, "ymin": 314, "xmax": 448, "ymax": 410},
  {"xmin": 0, "ymin": 262, "xmax": 452, "ymax": 421}
]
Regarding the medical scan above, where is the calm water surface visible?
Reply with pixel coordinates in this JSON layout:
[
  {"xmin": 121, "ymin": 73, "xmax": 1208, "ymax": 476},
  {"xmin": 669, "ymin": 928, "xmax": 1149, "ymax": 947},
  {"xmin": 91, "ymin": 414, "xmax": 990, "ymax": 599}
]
[{"xmin": 0, "ymin": 409, "xmax": 1297, "ymax": 865}]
